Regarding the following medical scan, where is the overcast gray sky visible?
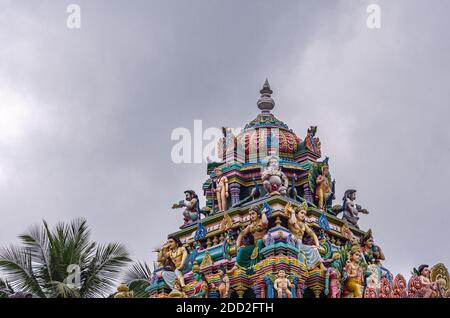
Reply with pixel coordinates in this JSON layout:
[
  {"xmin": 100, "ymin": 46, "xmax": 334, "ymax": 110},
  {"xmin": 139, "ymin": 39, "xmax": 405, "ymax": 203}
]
[{"xmin": 0, "ymin": 0, "xmax": 449, "ymax": 277}]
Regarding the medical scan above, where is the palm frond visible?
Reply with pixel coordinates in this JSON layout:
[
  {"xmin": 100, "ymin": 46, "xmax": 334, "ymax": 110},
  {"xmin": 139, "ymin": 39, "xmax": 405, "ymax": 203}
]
[
  {"xmin": 123, "ymin": 261, "xmax": 152, "ymax": 298},
  {"xmin": 79, "ymin": 242, "xmax": 131, "ymax": 298},
  {"xmin": 0, "ymin": 246, "xmax": 46, "ymax": 298},
  {"xmin": 47, "ymin": 280, "xmax": 81, "ymax": 298},
  {"xmin": 0, "ymin": 278, "xmax": 15, "ymax": 298},
  {"xmin": 19, "ymin": 222, "xmax": 52, "ymax": 283}
]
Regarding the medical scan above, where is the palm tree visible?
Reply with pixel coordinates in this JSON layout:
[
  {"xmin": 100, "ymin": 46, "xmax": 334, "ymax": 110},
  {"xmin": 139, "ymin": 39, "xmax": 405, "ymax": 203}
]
[
  {"xmin": 0, "ymin": 218, "xmax": 131, "ymax": 298},
  {"xmin": 122, "ymin": 261, "xmax": 153, "ymax": 298},
  {"xmin": 0, "ymin": 278, "xmax": 15, "ymax": 298}
]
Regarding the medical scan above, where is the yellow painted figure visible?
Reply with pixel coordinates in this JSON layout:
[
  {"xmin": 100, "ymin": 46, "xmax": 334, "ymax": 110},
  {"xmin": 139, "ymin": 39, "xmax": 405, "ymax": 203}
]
[
  {"xmin": 114, "ymin": 283, "xmax": 133, "ymax": 298},
  {"xmin": 315, "ymin": 165, "xmax": 333, "ymax": 211},
  {"xmin": 158, "ymin": 237, "xmax": 188, "ymax": 288},
  {"xmin": 343, "ymin": 249, "xmax": 364, "ymax": 298},
  {"xmin": 168, "ymin": 279, "xmax": 187, "ymax": 298}
]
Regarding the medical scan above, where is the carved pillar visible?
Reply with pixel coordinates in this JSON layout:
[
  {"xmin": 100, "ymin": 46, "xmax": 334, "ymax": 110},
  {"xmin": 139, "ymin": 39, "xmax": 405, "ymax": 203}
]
[
  {"xmin": 264, "ymin": 276, "xmax": 274, "ymax": 298},
  {"xmin": 292, "ymin": 277, "xmax": 299, "ymax": 298},
  {"xmin": 229, "ymin": 183, "xmax": 241, "ymax": 206},
  {"xmin": 303, "ymin": 184, "xmax": 313, "ymax": 203}
]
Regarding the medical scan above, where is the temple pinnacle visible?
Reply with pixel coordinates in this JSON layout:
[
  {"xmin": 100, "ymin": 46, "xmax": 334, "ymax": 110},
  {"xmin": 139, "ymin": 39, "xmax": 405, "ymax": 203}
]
[{"xmin": 257, "ymin": 78, "xmax": 275, "ymax": 113}]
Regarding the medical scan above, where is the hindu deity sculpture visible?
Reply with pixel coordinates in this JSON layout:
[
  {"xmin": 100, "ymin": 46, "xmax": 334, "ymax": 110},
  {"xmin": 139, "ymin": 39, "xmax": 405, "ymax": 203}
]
[
  {"xmin": 340, "ymin": 189, "xmax": 369, "ymax": 229},
  {"xmin": 274, "ymin": 270, "xmax": 293, "ymax": 298},
  {"xmin": 168, "ymin": 278, "xmax": 187, "ymax": 298},
  {"xmin": 326, "ymin": 267, "xmax": 341, "ymax": 298},
  {"xmin": 261, "ymin": 156, "xmax": 289, "ymax": 196},
  {"xmin": 308, "ymin": 158, "xmax": 335, "ymax": 212},
  {"xmin": 213, "ymin": 168, "xmax": 229, "ymax": 212},
  {"xmin": 190, "ymin": 266, "xmax": 209, "ymax": 298},
  {"xmin": 157, "ymin": 236, "xmax": 188, "ymax": 289},
  {"xmin": 114, "ymin": 283, "xmax": 134, "ymax": 298},
  {"xmin": 304, "ymin": 126, "xmax": 321, "ymax": 156},
  {"xmin": 217, "ymin": 265, "xmax": 230, "ymax": 298},
  {"xmin": 231, "ymin": 205, "xmax": 268, "ymax": 274},
  {"xmin": 285, "ymin": 202, "xmax": 326, "ymax": 272},
  {"xmin": 360, "ymin": 229, "xmax": 385, "ymax": 264},
  {"xmin": 172, "ymin": 190, "xmax": 201, "ymax": 226},
  {"xmin": 365, "ymin": 264, "xmax": 381, "ymax": 293},
  {"xmin": 343, "ymin": 248, "xmax": 364, "ymax": 298},
  {"xmin": 415, "ymin": 264, "xmax": 440, "ymax": 298}
]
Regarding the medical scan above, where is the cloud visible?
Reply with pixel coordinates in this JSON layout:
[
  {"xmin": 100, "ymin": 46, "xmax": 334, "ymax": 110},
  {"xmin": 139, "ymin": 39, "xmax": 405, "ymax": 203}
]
[{"xmin": 0, "ymin": 0, "xmax": 449, "ymax": 282}]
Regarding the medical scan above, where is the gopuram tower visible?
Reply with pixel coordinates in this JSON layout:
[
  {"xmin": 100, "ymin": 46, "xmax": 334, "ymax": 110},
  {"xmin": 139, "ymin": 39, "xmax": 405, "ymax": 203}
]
[{"xmin": 147, "ymin": 80, "xmax": 449, "ymax": 299}]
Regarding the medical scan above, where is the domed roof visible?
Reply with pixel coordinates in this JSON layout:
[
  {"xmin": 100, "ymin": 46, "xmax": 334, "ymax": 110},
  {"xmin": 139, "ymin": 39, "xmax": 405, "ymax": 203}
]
[{"xmin": 236, "ymin": 80, "xmax": 302, "ymax": 161}]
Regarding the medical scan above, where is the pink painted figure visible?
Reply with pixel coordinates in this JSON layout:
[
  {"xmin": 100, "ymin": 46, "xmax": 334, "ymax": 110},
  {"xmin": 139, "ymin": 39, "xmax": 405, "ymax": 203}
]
[
  {"xmin": 417, "ymin": 265, "xmax": 440, "ymax": 298},
  {"xmin": 327, "ymin": 268, "xmax": 341, "ymax": 298}
]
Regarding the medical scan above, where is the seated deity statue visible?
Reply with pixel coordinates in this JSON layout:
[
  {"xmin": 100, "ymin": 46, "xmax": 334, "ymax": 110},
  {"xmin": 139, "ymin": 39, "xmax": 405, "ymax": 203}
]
[
  {"xmin": 157, "ymin": 236, "xmax": 188, "ymax": 289},
  {"xmin": 172, "ymin": 190, "xmax": 201, "ymax": 226},
  {"xmin": 168, "ymin": 278, "xmax": 187, "ymax": 298},
  {"xmin": 274, "ymin": 270, "xmax": 293, "ymax": 298},
  {"xmin": 305, "ymin": 126, "xmax": 321, "ymax": 156},
  {"xmin": 416, "ymin": 264, "xmax": 440, "ymax": 298},
  {"xmin": 229, "ymin": 205, "xmax": 268, "ymax": 274},
  {"xmin": 285, "ymin": 202, "xmax": 326, "ymax": 272},
  {"xmin": 261, "ymin": 156, "xmax": 288, "ymax": 196},
  {"xmin": 190, "ymin": 270, "xmax": 209, "ymax": 298},
  {"xmin": 341, "ymin": 189, "xmax": 368, "ymax": 229},
  {"xmin": 114, "ymin": 283, "xmax": 133, "ymax": 298}
]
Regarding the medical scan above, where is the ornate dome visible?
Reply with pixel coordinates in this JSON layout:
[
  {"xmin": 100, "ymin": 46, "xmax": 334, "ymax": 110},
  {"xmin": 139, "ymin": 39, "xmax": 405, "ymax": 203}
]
[{"xmin": 236, "ymin": 80, "xmax": 302, "ymax": 162}]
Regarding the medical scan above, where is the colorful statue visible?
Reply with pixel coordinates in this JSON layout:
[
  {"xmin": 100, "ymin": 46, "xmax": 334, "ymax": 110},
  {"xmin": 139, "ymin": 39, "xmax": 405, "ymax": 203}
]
[
  {"xmin": 114, "ymin": 283, "xmax": 133, "ymax": 298},
  {"xmin": 360, "ymin": 229, "xmax": 385, "ymax": 264},
  {"xmin": 232, "ymin": 205, "xmax": 268, "ymax": 273},
  {"xmin": 213, "ymin": 168, "xmax": 229, "ymax": 212},
  {"xmin": 414, "ymin": 264, "xmax": 440, "ymax": 298},
  {"xmin": 191, "ymin": 266, "xmax": 209, "ymax": 298},
  {"xmin": 430, "ymin": 263, "xmax": 450, "ymax": 298},
  {"xmin": 340, "ymin": 189, "xmax": 369, "ymax": 229},
  {"xmin": 168, "ymin": 278, "xmax": 187, "ymax": 298},
  {"xmin": 172, "ymin": 190, "xmax": 201, "ymax": 226},
  {"xmin": 261, "ymin": 156, "xmax": 289, "ymax": 196},
  {"xmin": 217, "ymin": 265, "xmax": 230, "ymax": 298},
  {"xmin": 365, "ymin": 264, "xmax": 381, "ymax": 296},
  {"xmin": 304, "ymin": 126, "xmax": 321, "ymax": 156},
  {"xmin": 274, "ymin": 270, "xmax": 293, "ymax": 298},
  {"xmin": 343, "ymin": 248, "xmax": 364, "ymax": 298},
  {"xmin": 285, "ymin": 202, "xmax": 326, "ymax": 272},
  {"xmin": 326, "ymin": 267, "xmax": 341, "ymax": 298},
  {"xmin": 219, "ymin": 213, "xmax": 233, "ymax": 232},
  {"xmin": 308, "ymin": 158, "xmax": 335, "ymax": 212},
  {"xmin": 157, "ymin": 236, "xmax": 188, "ymax": 289},
  {"xmin": 316, "ymin": 165, "xmax": 334, "ymax": 211}
]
